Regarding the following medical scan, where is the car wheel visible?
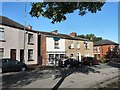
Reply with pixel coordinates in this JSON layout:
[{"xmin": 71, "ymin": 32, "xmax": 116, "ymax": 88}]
[
  {"xmin": 21, "ymin": 67, "xmax": 26, "ymax": 71},
  {"xmin": 90, "ymin": 63, "xmax": 92, "ymax": 66}
]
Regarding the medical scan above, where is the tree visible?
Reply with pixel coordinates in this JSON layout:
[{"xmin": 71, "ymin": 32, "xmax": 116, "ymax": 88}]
[
  {"xmin": 77, "ymin": 34, "xmax": 102, "ymax": 42},
  {"xmin": 29, "ymin": 2, "xmax": 105, "ymax": 24}
]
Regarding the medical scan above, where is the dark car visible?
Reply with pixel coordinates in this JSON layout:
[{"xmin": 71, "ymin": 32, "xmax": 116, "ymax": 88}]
[
  {"xmin": 82, "ymin": 57, "xmax": 100, "ymax": 66},
  {"xmin": 64, "ymin": 58, "xmax": 80, "ymax": 68},
  {"xmin": 1, "ymin": 58, "xmax": 27, "ymax": 73}
]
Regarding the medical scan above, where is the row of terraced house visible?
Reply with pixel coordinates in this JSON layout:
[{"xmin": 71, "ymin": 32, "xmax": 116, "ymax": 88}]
[{"xmin": 2, "ymin": 16, "xmax": 118, "ymax": 66}]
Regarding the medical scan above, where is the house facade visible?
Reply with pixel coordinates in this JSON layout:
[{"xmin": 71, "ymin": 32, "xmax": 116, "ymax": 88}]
[
  {"xmin": 0, "ymin": 16, "xmax": 41, "ymax": 65},
  {"xmin": 39, "ymin": 30, "xmax": 66, "ymax": 66},
  {"xmin": 94, "ymin": 39, "xmax": 119, "ymax": 60},
  {"xmin": 65, "ymin": 32, "xmax": 94, "ymax": 62},
  {"xmin": 40, "ymin": 31, "xmax": 94, "ymax": 66},
  {"xmin": 0, "ymin": 16, "xmax": 94, "ymax": 66}
]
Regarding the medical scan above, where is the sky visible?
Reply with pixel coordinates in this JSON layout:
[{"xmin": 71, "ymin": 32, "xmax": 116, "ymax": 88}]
[{"xmin": 1, "ymin": 2, "xmax": 119, "ymax": 43}]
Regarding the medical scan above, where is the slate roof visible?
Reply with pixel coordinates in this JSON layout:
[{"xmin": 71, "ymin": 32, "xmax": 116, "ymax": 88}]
[
  {"xmin": 0, "ymin": 16, "xmax": 90, "ymax": 41},
  {"xmin": 0, "ymin": 16, "xmax": 37, "ymax": 33},
  {"xmin": 39, "ymin": 31, "xmax": 89, "ymax": 41},
  {"xmin": 94, "ymin": 39, "xmax": 119, "ymax": 46}
]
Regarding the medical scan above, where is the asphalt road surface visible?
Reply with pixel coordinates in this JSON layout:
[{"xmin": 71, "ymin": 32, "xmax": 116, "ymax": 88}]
[{"xmin": 1, "ymin": 62, "xmax": 120, "ymax": 88}]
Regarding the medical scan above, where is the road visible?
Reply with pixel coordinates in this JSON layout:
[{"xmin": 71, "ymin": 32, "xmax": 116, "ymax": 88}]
[{"xmin": 1, "ymin": 62, "xmax": 120, "ymax": 89}]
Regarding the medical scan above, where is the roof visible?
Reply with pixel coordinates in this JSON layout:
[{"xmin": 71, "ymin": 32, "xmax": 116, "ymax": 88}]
[
  {"xmin": 0, "ymin": 16, "xmax": 90, "ymax": 41},
  {"xmin": 0, "ymin": 16, "xmax": 37, "ymax": 33},
  {"xmin": 39, "ymin": 31, "xmax": 90, "ymax": 41},
  {"xmin": 94, "ymin": 39, "xmax": 119, "ymax": 46}
]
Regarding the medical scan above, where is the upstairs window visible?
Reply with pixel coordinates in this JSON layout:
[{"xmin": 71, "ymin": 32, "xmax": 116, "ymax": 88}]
[
  {"xmin": 94, "ymin": 47, "xmax": 97, "ymax": 53},
  {"xmin": 84, "ymin": 41, "xmax": 89, "ymax": 50},
  {"xmin": 54, "ymin": 40, "xmax": 59, "ymax": 49},
  {"xmin": 70, "ymin": 54, "xmax": 74, "ymax": 58},
  {"xmin": 70, "ymin": 41, "xmax": 74, "ymax": 49},
  {"xmin": 28, "ymin": 33, "xmax": 34, "ymax": 44},
  {"xmin": 77, "ymin": 42, "xmax": 80, "ymax": 49},
  {"xmin": 97, "ymin": 47, "xmax": 100, "ymax": 53},
  {"xmin": 0, "ymin": 27, "xmax": 4, "ymax": 41}
]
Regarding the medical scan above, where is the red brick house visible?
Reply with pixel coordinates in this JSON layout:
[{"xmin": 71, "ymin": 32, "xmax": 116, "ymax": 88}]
[{"xmin": 94, "ymin": 39, "xmax": 119, "ymax": 60}]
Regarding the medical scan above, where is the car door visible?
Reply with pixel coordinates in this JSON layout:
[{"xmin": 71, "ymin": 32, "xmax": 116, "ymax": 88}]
[
  {"xmin": 8, "ymin": 59, "xmax": 19, "ymax": 71},
  {"xmin": 2, "ymin": 59, "xmax": 12, "ymax": 72}
]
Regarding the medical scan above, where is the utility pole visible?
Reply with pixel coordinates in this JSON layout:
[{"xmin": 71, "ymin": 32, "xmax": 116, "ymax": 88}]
[{"xmin": 23, "ymin": 0, "xmax": 28, "ymax": 63}]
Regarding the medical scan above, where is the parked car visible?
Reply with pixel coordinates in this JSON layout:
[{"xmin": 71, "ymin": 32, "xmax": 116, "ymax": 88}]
[
  {"xmin": 64, "ymin": 58, "xmax": 81, "ymax": 68},
  {"xmin": 82, "ymin": 57, "xmax": 100, "ymax": 66},
  {"xmin": 1, "ymin": 58, "xmax": 27, "ymax": 73}
]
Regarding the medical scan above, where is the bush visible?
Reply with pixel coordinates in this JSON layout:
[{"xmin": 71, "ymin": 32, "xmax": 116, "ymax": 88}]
[{"xmin": 100, "ymin": 57, "xmax": 106, "ymax": 63}]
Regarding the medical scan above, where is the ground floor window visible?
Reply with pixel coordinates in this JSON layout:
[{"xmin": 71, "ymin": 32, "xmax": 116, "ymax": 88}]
[
  {"xmin": 70, "ymin": 54, "xmax": 74, "ymax": 58},
  {"xmin": 28, "ymin": 49, "xmax": 34, "ymax": 61},
  {"xmin": 48, "ymin": 54, "xmax": 65, "ymax": 65},
  {"xmin": 60, "ymin": 54, "xmax": 65, "ymax": 60},
  {"xmin": 0, "ymin": 48, "xmax": 4, "ymax": 59},
  {"xmin": 98, "ymin": 54, "xmax": 100, "ymax": 59},
  {"xmin": 49, "ymin": 54, "xmax": 54, "ymax": 64}
]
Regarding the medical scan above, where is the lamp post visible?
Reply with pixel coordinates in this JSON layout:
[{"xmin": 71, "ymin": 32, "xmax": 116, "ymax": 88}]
[{"xmin": 23, "ymin": 0, "xmax": 28, "ymax": 63}]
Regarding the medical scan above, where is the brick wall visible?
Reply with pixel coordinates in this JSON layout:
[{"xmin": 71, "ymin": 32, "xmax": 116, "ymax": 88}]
[{"xmin": 40, "ymin": 34, "xmax": 47, "ymax": 65}]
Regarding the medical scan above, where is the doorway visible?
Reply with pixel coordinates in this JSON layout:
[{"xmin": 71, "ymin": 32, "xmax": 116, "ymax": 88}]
[
  {"xmin": 10, "ymin": 49, "xmax": 16, "ymax": 59},
  {"xmin": 20, "ymin": 49, "xmax": 24, "ymax": 62}
]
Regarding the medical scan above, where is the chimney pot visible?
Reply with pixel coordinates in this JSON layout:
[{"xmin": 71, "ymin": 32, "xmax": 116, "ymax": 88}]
[
  {"xmin": 70, "ymin": 32, "xmax": 77, "ymax": 37},
  {"xmin": 51, "ymin": 30, "xmax": 58, "ymax": 34},
  {"xmin": 27, "ymin": 25, "xmax": 32, "ymax": 30}
]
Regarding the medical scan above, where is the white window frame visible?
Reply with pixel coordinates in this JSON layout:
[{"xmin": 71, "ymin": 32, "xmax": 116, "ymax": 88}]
[
  {"xmin": 97, "ymin": 47, "xmax": 100, "ymax": 53},
  {"xmin": 70, "ymin": 41, "xmax": 74, "ymax": 49},
  {"xmin": 0, "ymin": 27, "xmax": 4, "ymax": 41},
  {"xmin": 28, "ymin": 49, "xmax": 34, "ymax": 61},
  {"xmin": 28, "ymin": 33, "xmax": 34, "ymax": 44},
  {"xmin": 77, "ymin": 42, "xmax": 80, "ymax": 49},
  {"xmin": 54, "ymin": 40, "xmax": 59, "ymax": 49}
]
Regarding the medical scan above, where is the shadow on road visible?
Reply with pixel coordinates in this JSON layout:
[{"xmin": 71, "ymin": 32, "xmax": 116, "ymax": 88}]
[
  {"xmin": 2, "ymin": 67, "xmax": 61, "ymax": 88},
  {"xmin": 52, "ymin": 66, "xmax": 101, "ymax": 90},
  {"xmin": 107, "ymin": 62, "xmax": 120, "ymax": 68}
]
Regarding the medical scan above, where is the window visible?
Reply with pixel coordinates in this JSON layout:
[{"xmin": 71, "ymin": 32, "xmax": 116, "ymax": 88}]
[
  {"xmin": 49, "ymin": 54, "xmax": 54, "ymax": 64},
  {"xmin": 77, "ymin": 42, "xmax": 80, "ymax": 49},
  {"xmin": 0, "ymin": 27, "xmax": 4, "ymax": 41},
  {"xmin": 98, "ymin": 54, "xmax": 100, "ymax": 59},
  {"xmin": 60, "ymin": 54, "xmax": 65, "ymax": 59},
  {"xmin": 94, "ymin": 47, "xmax": 97, "ymax": 53},
  {"xmin": 84, "ymin": 41, "xmax": 89, "ymax": 50},
  {"xmin": 28, "ymin": 49, "xmax": 34, "ymax": 61},
  {"xmin": 28, "ymin": 33, "xmax": 34, "ymax": 44},
  {"xmin": 70, "ymin": 54, "xmax": 74, "ymax": 58},
  {"xmin": 54, "ymin": 40, "xmax": 59, "ymax": 49},
  {"xmin": 97, "ymin": 47, "xmax": 100, "ymax": 53},
  {"xmin": 0, "ymin": 48, "xmax": 4, "ymax": 59},
  {"xmin": 70, "ymin": 41, "xmax": 74, "ymax": 48}
]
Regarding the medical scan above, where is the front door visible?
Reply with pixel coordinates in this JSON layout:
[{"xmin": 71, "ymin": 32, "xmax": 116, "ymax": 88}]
[
  {"xmin": 20, "ymin": 49, "xmax": 24, "ymax": 62},
  {"xmin": 10, "ymin": 49, "xmax": 16, "ymax": 60},
  {"xmin": 55, "ymin": 54, "xmax": 59, "ymax": 66}
]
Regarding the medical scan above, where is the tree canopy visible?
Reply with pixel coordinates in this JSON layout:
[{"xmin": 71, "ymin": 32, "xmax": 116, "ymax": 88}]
[
  {"xmin": 29, "ymin": 2, "xmax": 105, "ymax": 24},
  {"xmin": 77, "ymin": 34, "xmax": 102, "ymax": 42}
]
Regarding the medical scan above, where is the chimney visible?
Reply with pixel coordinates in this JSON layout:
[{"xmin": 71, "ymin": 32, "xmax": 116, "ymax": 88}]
[
  {"xmin": 70, "ymin": 32, "xmax": 77, "ymax": 37},
  {"xmin": 27, "ymin": 25, "xmax": 32, "ymax": 30},
  {"xmin": 51, "ymin": 30, "xmax": 58, "ymax": 34}
]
